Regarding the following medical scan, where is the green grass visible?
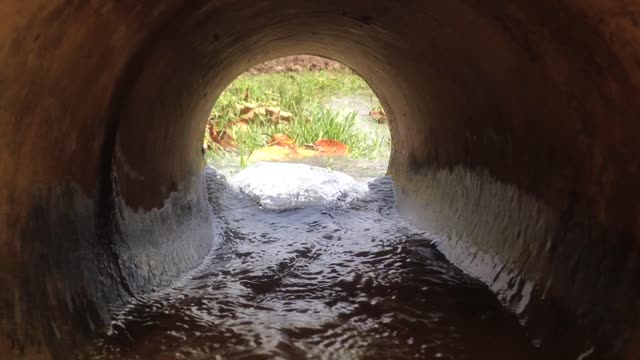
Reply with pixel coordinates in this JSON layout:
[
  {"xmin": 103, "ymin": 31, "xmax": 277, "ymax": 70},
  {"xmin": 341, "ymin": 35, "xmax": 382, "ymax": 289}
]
[{"xmin": 205, "ymin": 70, "xmax": 390, "ymax": 163}]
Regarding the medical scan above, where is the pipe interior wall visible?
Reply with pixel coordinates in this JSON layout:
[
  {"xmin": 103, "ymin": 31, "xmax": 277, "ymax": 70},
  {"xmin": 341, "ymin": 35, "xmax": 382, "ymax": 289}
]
[{"xmin": 1, "ymin": 0, "xmax": 640, "ymax": 358}]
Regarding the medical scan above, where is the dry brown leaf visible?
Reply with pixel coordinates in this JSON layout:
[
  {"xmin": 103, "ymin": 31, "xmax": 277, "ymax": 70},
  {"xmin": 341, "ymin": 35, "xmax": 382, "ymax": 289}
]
[
  {"xmin": 209, "ymin": 128, "xmax": 237, "ymax": 150},
  {"xmin": 265, "ymin": 106, "xmax": 280, "ymax": 116},
  {"xmin": 237, "ymin": 103, "xmax": 257, "ymax": 114},
  {"xmin": 241, "ymin": 109, "xmax": 256, "ymax": 120},
  {"xmin": 369, "ymin": 108, "xmax": 387, "ymax": 123},
  {"xmin": 228, "ymin": 119, "xmax": 250, "ymax": 131},
  {"xmin": 219, "ymin": 130, "xmax": 237, "ymax": 150},
  {"xmin": 208, "ymin": 126, "xmax": 218, "ymax": 143},
  {"xmin": 279, "ymin": 110, "xmax": 293, "ymax": 121},
  {"xmin": 264, "ymin": 106, "xmax": 293, "ymax": 123}
]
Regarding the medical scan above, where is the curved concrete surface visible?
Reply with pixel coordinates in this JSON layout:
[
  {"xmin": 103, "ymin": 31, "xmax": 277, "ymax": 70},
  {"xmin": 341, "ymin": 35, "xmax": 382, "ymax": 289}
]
[{"xmin": 1, "ymin": 1, "xmax": 640, "ymax": 358}]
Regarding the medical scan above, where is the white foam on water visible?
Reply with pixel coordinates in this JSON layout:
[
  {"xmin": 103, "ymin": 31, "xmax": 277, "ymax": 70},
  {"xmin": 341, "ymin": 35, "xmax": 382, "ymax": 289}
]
[{"xmin": 229, "ymin": 162, "xmax": 369, "ymax": 210}]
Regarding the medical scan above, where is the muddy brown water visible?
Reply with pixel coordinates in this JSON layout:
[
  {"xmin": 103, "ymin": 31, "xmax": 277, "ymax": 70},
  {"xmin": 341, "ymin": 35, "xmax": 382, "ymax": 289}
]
[{"xmin": 78, "ymin": 169, "xmax": 550, "ymax": 360}]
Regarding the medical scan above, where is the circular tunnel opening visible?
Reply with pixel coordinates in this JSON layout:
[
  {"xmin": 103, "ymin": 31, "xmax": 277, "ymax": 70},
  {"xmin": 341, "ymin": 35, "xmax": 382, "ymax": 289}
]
[{"xmin": 202, "ymin": 55, "xmax": 391, "ymax": 183}]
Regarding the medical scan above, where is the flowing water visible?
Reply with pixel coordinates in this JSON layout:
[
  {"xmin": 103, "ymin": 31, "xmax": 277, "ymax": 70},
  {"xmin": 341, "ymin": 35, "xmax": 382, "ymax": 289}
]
[{"xmin": 83, "ymin": 167, "xmax": 543, "ymax": 360}]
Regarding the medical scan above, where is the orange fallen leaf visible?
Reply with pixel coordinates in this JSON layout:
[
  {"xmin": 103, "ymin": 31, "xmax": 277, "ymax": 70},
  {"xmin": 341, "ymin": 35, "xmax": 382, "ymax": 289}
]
[
  {"xmin": 269, "ymin": 133, "xmax": 296, "ymax": 148},
  {"xmin": 314, "ymin": 139, "xmax": 348, "ymax": 155}
]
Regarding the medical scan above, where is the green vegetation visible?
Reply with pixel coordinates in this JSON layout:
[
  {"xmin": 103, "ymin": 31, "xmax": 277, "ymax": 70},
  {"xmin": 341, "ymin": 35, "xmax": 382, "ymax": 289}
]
[{"xmin": 204, "ymin": 70, "xmax": 390, "ymax": 165}]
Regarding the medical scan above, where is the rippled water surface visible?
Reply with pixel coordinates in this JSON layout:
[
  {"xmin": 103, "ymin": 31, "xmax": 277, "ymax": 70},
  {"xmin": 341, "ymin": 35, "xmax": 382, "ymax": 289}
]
[{"xmin": 85, "ymin": 170, "xmax": 540, "ymax": 359}]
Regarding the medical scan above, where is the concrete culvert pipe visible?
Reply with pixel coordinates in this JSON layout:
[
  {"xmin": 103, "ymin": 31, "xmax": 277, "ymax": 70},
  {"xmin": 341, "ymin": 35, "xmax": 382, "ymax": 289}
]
[{"xmin": 1, "ymin": 1, "xmax": 640, "ymax": 358}]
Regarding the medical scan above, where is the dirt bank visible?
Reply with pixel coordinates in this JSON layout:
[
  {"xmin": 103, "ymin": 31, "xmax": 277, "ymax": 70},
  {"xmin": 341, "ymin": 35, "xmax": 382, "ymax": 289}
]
[{"xmin": 247, "ymin": 55, "xmax": 349, "ymax": 74}]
